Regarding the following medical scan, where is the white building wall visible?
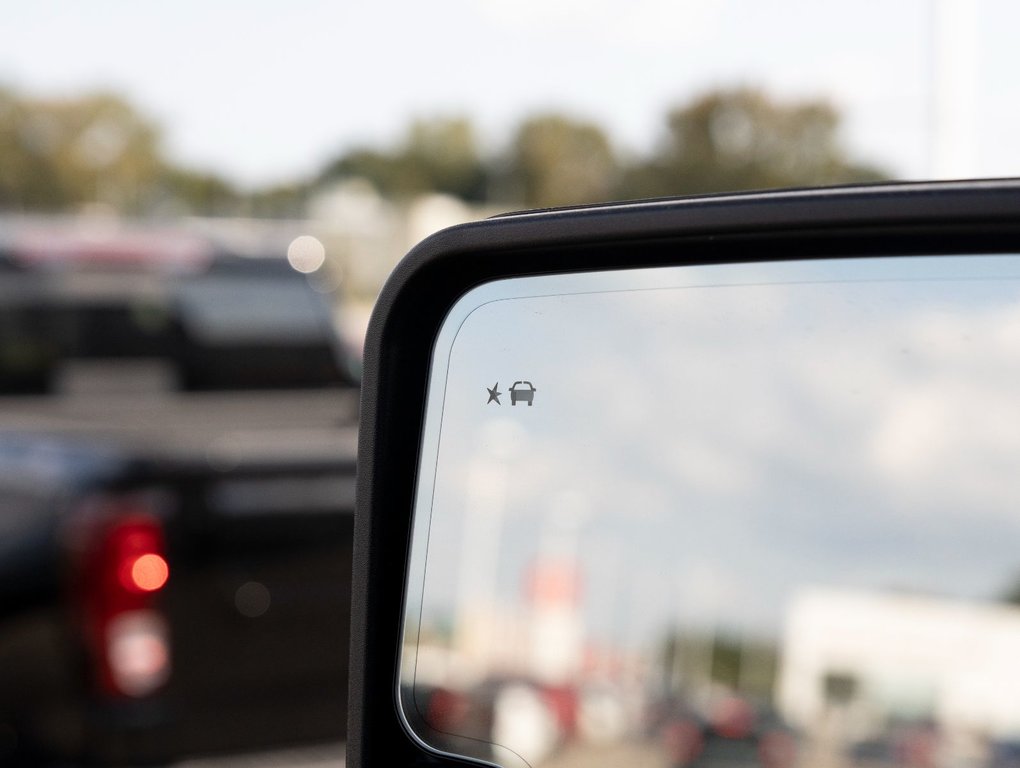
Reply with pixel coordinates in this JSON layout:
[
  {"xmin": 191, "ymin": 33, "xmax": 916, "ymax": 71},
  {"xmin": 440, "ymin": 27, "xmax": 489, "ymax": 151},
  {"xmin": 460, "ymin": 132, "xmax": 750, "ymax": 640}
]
[{"xmin": 778, "ymin": 587, "xmax": 1020, "ymax": 737}]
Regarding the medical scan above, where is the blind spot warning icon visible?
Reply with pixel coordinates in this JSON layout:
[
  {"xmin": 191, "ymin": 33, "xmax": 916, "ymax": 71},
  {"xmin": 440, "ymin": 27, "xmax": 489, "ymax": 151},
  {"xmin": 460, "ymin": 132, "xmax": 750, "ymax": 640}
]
[
  {"xmin": 510, "ymin": 381, "xmax": 536, "ymax": 406},
  {"xmin": 486, "ymin": 383, "xmax": 502, "ymax": 405}
]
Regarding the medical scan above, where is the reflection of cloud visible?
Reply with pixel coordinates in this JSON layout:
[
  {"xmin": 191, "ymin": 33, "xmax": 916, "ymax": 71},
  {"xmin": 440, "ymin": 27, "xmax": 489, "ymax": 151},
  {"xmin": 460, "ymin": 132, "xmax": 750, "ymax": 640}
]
[
  {"xmin": 423, "ymin": 265, "xmax": 1020, "ymax": 646},
  {"xmin": 478, "ymin": 417, "xmax": 529, "ymax": 461},
  {"xmin": 793, "ymin": 297, "xmax": 1020, "ymax": 519},
  {"xmin": 667, "ymin": 437, "xmax": 757, "ymax": 495},
  {"xmin": 676, "ymin": 562, "xmax": 744, "ymax": 623},
  {"xmin": 871, "ymin": 391, "xmax": 956, "ymax": 483}
]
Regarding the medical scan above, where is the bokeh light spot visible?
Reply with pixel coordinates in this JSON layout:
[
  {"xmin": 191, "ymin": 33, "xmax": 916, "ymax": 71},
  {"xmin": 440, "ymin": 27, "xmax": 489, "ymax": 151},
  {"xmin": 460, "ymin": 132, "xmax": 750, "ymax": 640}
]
[{"xmin": 287, "ymin": 235, "xmax": 326, "ymax": 273}]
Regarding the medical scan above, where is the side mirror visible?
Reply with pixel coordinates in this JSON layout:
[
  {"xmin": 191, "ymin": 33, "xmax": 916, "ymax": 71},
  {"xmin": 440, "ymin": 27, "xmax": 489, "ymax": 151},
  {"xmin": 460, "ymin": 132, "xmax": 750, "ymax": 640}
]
[{"xmin": 351, "ymin": 181, "xmax": 1020, "ymax": 767}]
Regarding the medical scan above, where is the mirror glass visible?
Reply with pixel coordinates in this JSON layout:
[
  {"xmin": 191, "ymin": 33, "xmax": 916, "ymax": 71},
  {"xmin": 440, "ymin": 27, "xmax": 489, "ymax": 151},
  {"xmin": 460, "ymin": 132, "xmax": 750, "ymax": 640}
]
[{"xmin": 403, "ymin": 254, "xmax": 1020, "ymax": 768}]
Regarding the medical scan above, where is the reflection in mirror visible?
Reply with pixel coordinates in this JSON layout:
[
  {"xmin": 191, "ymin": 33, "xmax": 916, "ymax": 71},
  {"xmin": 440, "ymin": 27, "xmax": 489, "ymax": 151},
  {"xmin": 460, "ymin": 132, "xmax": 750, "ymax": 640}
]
[{"xmin": 404, "ymin": 255, "xmax": 1020, "ymax": 768}]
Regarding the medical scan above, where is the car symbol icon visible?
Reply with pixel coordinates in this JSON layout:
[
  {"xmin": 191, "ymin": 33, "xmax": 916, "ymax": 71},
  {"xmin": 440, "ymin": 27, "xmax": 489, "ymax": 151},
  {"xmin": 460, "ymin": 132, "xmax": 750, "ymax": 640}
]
[{"xmin": 509, "ymin": 381, "xmax": 536, "ymax": 406}]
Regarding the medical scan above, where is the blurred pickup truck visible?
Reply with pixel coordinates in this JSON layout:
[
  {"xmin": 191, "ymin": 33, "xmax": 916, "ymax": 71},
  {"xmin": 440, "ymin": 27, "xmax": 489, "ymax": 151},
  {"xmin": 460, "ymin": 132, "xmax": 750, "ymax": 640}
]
[{"xmin": 0, "ymin": 224, "xmax": 360, "ymax": 765}]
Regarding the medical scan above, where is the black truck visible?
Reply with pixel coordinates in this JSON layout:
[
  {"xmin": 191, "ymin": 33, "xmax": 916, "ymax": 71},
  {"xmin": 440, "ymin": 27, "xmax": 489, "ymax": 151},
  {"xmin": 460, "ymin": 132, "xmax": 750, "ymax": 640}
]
[{"xmin": 0, "ymin": 223, "xmax": 359, "ymax": 765}]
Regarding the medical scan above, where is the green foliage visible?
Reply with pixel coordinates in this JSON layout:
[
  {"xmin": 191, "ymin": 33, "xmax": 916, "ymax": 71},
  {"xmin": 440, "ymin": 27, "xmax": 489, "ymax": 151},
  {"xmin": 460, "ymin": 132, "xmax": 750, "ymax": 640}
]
[
  {"xmin": 659, "ymin": 630, "xmax": 778, "ymax": 698},
  {"xmin": 320, "ymin": 148, "xmax": 406, "ymax": 197},
  {"xmin": 406, "ymin": 117, "xmax": 488, "ymax": 201},
  {"xmin": 321, "ymin": 90, "xmax": 885, "ymax": 209},
  {"xmin": 319, "ymin": 116, "xmax": 488, "ymax": 202},
  {"xmin": 157, "ymin": 167, "xmax": 241, "ymax": 216},
  {"xmin": 0, "ymin": 85, "xmax": 253, "ymax": 215},
  {"xmin": 0, "ymin": 84, "xmax": 888, "ymax": 216},
  {"xmin": 620, "ymin": 87, "xmax": 886, "ymax": 199},
  {"xmin": 496, "ymin": 114, "xmax": 618, "ymax": 208},
  {"xmin": 0, "ymin": 87, "xmax": 163, "ymax": 211},
  {"xmin": 1000, "ymin": 574, "xmax": 1020, "ymax": 605},
  {"xmin": 245, "ymin": 182, "xmax": 309, "ymax": 219}
]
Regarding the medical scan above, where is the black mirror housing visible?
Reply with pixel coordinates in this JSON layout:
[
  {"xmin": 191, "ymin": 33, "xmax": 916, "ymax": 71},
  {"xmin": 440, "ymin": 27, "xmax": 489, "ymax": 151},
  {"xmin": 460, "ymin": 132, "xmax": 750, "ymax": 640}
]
[{"xmin": 350, "ymin": 180, "xmax": 1020, "ymax": 767}]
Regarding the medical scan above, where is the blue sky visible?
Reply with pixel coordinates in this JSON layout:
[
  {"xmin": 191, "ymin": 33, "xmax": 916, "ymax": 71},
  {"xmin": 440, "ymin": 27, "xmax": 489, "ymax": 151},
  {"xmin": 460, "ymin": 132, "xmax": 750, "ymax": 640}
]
[{"xmin": 3, "ymin": 0, "xmax": 1016, "ymax": 188}]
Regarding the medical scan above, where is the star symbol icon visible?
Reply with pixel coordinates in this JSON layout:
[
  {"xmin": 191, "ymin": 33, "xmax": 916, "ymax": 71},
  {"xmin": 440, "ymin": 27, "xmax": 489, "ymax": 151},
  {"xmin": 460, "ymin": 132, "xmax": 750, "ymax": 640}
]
[{"xmin": 486, "ymin": 383, "xmax": 502, "ymax": 405}]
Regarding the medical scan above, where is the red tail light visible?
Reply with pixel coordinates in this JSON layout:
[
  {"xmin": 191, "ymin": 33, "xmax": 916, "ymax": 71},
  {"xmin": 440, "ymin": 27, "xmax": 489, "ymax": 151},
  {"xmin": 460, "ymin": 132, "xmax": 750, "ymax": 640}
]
[{"xmin": 70, "ymin": 499, "xmax": 172, "ymax": 698}]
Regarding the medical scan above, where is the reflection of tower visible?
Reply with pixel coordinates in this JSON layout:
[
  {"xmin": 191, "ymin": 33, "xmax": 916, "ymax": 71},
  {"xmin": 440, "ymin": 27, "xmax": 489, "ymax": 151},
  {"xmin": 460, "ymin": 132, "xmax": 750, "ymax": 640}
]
[
  {"xmin": 454, "ymin": 420, "xmax": 521, "ymax": 675},
  {"xmin": 525, "ymin": 492, "xmax": 587, "ymax": 685}
]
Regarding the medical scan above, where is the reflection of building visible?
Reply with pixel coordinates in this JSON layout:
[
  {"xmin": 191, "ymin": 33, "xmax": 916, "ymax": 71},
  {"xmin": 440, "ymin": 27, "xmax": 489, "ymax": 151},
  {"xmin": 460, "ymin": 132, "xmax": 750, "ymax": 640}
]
[
  {"xmin": 778, "ymin": 587, "xmax": 1020, "ymax": 737},
  {"xmin": 525, "ymin": 558, "xmax": 584, "ymax": 684},
  {"xmin": 449, "ymin": 557, "xmax": 585, "ymax": 685},
  {"xmin": 453, "ymin": 602, "xmax": 529, "ymax": 680}
]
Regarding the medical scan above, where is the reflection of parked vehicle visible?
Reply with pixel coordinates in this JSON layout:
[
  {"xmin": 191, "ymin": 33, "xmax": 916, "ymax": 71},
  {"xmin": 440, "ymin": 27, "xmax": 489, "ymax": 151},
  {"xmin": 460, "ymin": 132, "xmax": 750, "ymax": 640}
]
[
  {"xmin": 0, "ymin": 225, "xmax": 359, "ymax": 764},
  {"xmin": 849, "ymin": 721, "xmax": 939, "ymax": 768},
  {"xmin": 990, "ymin": 739, "xmax": 1020, "ymax": 768},
  {"xmin": 510, "ymin": 380, "xmax": 536, "ymax": 406},
  {"xmin": 408, "ymin": 676, "xmax": 572, "ymax": 765},
  {"xmin": 402, "ymin": 682, "xmax": 492, "ymax": 762},
  {"xmin": 658, "ymin": 695, "xmax": 798, "ymax": 768}
]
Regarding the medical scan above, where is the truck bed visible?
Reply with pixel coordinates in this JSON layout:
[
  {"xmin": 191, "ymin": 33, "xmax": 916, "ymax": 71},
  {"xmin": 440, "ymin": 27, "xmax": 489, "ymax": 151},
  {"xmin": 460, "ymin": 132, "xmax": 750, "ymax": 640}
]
[
  {"xmin": 0, "ymin": 386, "xmax": 359, "ymax": 464},
  {"xmin": 0, "ymin": 384, "xmax": 360, "ymax": 763}
]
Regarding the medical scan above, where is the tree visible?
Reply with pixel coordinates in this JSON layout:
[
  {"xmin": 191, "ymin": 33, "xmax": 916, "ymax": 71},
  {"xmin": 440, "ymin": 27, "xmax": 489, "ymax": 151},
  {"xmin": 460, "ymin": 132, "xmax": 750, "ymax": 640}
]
[
  {"xmin": 319, "ymin": 116, "xmax": 488, "ymax": 202},
  {"xmin": 1000, "ymin": 574, "xmax": 1020, "ymax": 606},
  {"xmin": 0, "ymin": 88, "xmax": 165, "ymax": 212},
  {"xmin": 618, "ymin": 88, "xmax": 886, "ymax": 200},
  {"xmin": 245, "ymin": 181, "xmax": 309, "ymax": 219},
  {"xmin": 404, "ymin": 117, "xmax": 488, "ymax": 201},
  {"xmin": 498, "ymin": 114, "xmax": 618, "ymax": 208},
  {"xmin": 156, "ymin": 168, "xmax": 241, "ymax": 216},
  {"xmin": 0, "ymin": 84, "xmax": 889, "ymax": 216},
  {"xmin": 0, "ymin": 86, "xmax": 69, "ymax": 210},
  {"xmin": 0, "ymin": 86, "xmax": 276, "ymax": 216}
]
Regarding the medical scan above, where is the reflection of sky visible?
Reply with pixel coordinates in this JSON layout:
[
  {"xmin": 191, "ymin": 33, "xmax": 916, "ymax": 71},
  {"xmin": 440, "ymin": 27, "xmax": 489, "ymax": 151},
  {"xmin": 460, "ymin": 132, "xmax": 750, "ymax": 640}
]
[{"xmin": 413, "ymin": 256, "xmax": 1020, "ymax": 651}]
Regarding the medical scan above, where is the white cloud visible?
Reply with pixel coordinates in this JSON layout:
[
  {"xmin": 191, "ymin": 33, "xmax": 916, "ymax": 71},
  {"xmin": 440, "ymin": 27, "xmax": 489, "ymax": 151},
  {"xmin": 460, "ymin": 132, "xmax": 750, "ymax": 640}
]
[{"xmin": 476, "ymin": 0, "xmax": 721, "ymax": 47}]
